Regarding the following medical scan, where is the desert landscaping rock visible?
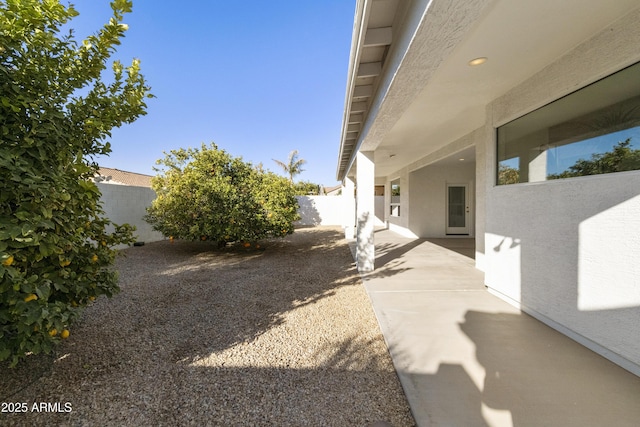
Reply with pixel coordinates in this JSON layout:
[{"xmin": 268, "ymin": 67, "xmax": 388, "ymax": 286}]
[{"xmin": 0, "ymin": 227, "xmax": 414, "ymax": 426}]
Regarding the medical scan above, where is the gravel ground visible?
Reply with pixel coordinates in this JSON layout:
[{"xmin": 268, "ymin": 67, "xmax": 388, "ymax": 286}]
[{"xmin": 0, "ymin": 227, "xmax": 414, "ymax": 426}]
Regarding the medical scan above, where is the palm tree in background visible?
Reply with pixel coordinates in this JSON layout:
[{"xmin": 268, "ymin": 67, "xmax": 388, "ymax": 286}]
[{"xmin": 273, "ymin": 150, "xmax": 306, "ymax": 182}]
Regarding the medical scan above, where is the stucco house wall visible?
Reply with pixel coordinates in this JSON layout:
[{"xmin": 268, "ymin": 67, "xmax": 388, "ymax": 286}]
[
  {"xmin": 408, "ymin": 162, "xmax": 475, "ymax": 238},
  {"xmin": 483, "ymin": 9, "xmax": 640, "ymax": 374},
  {"xmin": 386, "ymin": 170, "xmax": 414, "ymax": 237},
  {"xmin": 339, "ymin": 0, "xmax": 640, "ymax": 375}
]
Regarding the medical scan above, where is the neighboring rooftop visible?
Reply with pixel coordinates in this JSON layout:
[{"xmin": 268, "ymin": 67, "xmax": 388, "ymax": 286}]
[
  {"xmin": 324, "ymin": 185, "xmax": 342, "ymax": 196},
  {"xmin": 95, "ymin": 167, "xmax": 154, "ymax": 188}
]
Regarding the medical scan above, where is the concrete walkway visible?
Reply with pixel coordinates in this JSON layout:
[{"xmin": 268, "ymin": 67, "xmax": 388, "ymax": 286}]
[{"xmin": 351, "ymin": 229, "xmax": 640, "ymax": 427}]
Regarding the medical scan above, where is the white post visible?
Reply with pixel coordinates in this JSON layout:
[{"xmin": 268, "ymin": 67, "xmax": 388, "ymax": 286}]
[
  {"xmin": 528, "ymin": 150, "xmax": 548, "ymax": 182},
  {"xmin": 356, "ymin": 151, "xmax": 375, "ymax": 272},
  {"xmin": 343, "ymin": 176, "xmax": 356, "ymax": 239}
]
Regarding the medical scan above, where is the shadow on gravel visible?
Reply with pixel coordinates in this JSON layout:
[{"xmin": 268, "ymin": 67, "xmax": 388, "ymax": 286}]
[
  {"xmin": 0, "ymin": 227, "xmax": 414, "ymax": 426},
  {"xmin": 124, "ymin": 228, "xmax": 364, "ymax": 361}
]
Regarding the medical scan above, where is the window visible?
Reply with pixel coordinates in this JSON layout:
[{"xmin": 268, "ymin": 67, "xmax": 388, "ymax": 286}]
[
  {"xmin": 497, "ymin": 62, "xmax": 640, "ymax": 185},
  {"xmin": 390, "ymin": 179, "xmax": 400, "ymax": 216}
]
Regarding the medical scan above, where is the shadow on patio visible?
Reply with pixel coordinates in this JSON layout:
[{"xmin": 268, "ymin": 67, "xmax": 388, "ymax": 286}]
[{"xmin": 358, "ymin": 228, "xmax": 640, "ymax": 426}]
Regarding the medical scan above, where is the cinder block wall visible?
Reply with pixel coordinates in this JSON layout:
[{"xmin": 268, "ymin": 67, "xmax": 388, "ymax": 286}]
[
  {"xmin": 97, "ymin": 183, "xmax": 165, "ymax": 247},
  {"xmin": 98, "ymin": 189, "xmax": 355, "ymax": 244},
  {"xmin": 295, "ymin": 196, "xmax": 345, "ymax": 226},
  {"xmin": 296, "ymin": 195, "xmax": 384, "ymax": 227}
]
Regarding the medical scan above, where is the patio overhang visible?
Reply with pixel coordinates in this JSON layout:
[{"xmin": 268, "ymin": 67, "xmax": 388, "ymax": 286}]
[
  {"xmin": 336, "ymin": 0, "xmax": 640, "ymax": 182},
  {"xmin": 336, "ymin": 0, "xmax": 398, "ymax": 181}
]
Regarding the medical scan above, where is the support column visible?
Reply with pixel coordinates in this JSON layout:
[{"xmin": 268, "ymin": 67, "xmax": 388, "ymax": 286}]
[
  {"xmin": 528, "ymin": 150, "xmax": 548, "ymax": 182},
  {"xmin": 342, "ymin": 176, "xmax": 355, "ymax": 239},
  {"xmin": 356, "ymin": 151, "xmax": 375, "ymax": 272}
]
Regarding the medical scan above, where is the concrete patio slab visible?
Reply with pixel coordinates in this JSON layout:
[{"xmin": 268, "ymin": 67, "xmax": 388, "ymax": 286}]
[{"xmin": 351, "ymin": 229, "xmax": 640, "ymax": 426}]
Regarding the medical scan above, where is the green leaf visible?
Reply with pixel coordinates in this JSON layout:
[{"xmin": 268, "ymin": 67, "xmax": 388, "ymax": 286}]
[
  {"xmin": 35, "ymin": 283, "xmax": 51, "ymax": 301},
  {"xmin": 21, "ymin": 223, "xmax": 35, "ymax": 236},
  {"xmin": 0, "ymin": 348, "xmax": 10, "ymax": 360},
  {"xmin": 52, "ymin": 282, "xmax": 68, "ymax": 292},
  {"xmin": 0, "ymin": 0, "xmax": 149, "ymax": 366},
  {"xmin": 16, "ymin": 211, "xmax": 32, "ymax": 221},
  {"xmin": 39, "ymin": 243, "xmax": 52, "ymax": 257}
]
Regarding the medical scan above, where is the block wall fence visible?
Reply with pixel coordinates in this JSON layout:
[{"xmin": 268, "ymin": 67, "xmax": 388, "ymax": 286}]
[{"xmin": 97, "ymin": 188, "xmax": 378, "ymax": 248}]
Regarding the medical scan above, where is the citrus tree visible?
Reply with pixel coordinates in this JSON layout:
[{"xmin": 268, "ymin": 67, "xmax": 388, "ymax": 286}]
[
  {"xmin": 0, "ymin": 0, "xmax": 152, "ymax": 366},
  {"xmin": 145, "ymin": 144, "xmax": 300, "ymax": 245}
]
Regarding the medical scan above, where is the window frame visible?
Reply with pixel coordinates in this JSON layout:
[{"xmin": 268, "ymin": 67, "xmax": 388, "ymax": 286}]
[
  {"xmin": 496, "ymin": 61, "xmax": 640, "ymax": 186},
  {"xmin": 389, "ymin": 179, "xmax": 401, "ymax": 217}
]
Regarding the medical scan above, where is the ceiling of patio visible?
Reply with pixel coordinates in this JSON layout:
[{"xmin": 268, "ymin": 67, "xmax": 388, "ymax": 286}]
[{"xmin": 337, "ymin": 0, "xmax": 640, "ymax": 180}]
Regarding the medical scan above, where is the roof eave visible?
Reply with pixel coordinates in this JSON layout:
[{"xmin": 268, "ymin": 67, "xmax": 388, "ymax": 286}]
[{"xmin": 336, "ymin": 0, "xmax": 371, "ymax": 182}]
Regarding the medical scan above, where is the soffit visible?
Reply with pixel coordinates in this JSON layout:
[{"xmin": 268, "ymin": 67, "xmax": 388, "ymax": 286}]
[
  {"xmin": 337, "ymin": 0, "xmax": 400, "ymax": 180},
  {"xmin": 337, "ymin": 0, "xmax": 640, "ymax": 180}
]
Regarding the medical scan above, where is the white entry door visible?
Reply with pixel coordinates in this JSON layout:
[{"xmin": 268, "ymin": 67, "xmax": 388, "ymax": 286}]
[{"xmin": 446, "ymin": 183, "xmax": 470, "ymax": 235}]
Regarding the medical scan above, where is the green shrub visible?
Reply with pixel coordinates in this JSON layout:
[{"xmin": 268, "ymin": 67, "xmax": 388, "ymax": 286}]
[
  {"xmin": 0, "ymin": 0, "xmax": 152, "ymax": 366},
  {"xmin": 145, "ymin": 144, "xmax": 300, "ymax": 244},
  {"xmin": 293, "ymin": 180, "xmax": 321, "ymax": 196}
]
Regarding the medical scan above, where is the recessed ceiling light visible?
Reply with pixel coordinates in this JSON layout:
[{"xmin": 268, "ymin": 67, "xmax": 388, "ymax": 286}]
[
  {"xmin": 459, "ymin": 158, "xmax": 465, "ymax": 161},
  {"xmin": 468, "ymin": 57, "xmax": 487, "ymax": 66}
]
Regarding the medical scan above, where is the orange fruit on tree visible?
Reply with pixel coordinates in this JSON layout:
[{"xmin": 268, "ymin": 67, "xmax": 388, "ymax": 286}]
[
  {"xmin": 91, "ymin": 254, "xmax": 98, "ymax": 262},
  {"xmin": 24, "ymin": 293, "xmax": 38, "ymax": 302},
  {"xmin": 49, "ymin": 328, "xmax": 57, "ymax": 337},
  {"xmin": 2, "ymin": 255, "xmax": 13, "ymax": 266},
  {"xmin": 243, "ymin": 242, "xmax": 251, "ymax": 248},
  {"xmin": 60, "ymin": 329, "xmax": 70, "ymax": 339}
]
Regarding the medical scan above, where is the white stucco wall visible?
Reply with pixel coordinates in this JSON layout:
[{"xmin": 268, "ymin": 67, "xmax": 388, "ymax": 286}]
[
  {"xmin": 484, "ymin": 9, "xmax": 640, "ymax": 374},
  {"xmin": 485, "ymin": 172, "xmax": 640, "ymax": 374},
  {"xmin": 386, "ymin": 170, "xmax": 415, "ymax": 237},
  {"xmin": 296, "ymin": 196, "xmax": 345, "ymax": 226},
  {"xmin": 374, "ymin": 195, "xmax": 384, "ymax": 226},
  {"xmin": 475, "ymin": 128, "xmax": 489, "ymax": 271},
  {"xmin": 408, "ymin": 162, "xmax": 475, "ymax": 238},
  {"xmin": 97, "ymin": 183, "xmax": 164, "ymax": 247}
]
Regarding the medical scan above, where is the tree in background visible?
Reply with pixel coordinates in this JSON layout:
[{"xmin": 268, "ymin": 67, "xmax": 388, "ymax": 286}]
[
  {"xmin": 548, "ymin": 139, "xmax": 640, "ymax": 179},
  {"xmin": 497, "ymin": 164, "xmax": 520, "ymax": 185},
  {"xmin": 293, "ymin": 181, "xmax": 322, "ymax": 196},
  {"xmin": 273, "ymin": 149, "xmax": 306, "ymax": 182},
  {"xmin": 0, "ymin": 0, "xmax": 152, "ymax": 366},
  {"xmin": 145, "ymin": 144, "xmax": 300, "ymax": 246}
]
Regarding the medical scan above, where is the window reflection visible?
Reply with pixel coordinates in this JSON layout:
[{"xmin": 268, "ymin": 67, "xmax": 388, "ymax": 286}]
[
  {"xmin": 390, "ymin": 179, "xmax": 401, "ymax": 216},
  {"xmin": 497, "ymin": 62, "xmax": 640, "ymax": 185}
]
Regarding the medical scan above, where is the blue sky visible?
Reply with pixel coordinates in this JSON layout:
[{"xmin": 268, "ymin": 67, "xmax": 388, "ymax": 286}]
[
  {"xmin": 69, "ymin": 0, "xmax": 355, "ymax": 185},
  {"xmin": 500, "ymin": 127, "xmax": 640, "ymax": 176}
]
